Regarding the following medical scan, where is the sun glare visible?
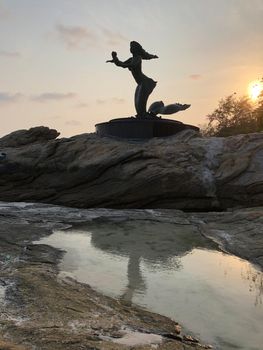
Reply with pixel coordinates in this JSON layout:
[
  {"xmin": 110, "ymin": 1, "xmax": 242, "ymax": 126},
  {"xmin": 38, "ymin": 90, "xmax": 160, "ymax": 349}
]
[{"xmin": 248, "ymin": 80, "xmax": 263, "ymax": 101}]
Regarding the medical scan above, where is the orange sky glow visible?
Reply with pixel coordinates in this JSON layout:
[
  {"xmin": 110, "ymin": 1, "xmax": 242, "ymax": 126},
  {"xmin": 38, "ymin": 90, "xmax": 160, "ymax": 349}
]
[{"xmin": 0, "ymin": 0, "xmax": 262, "ymax": 137}]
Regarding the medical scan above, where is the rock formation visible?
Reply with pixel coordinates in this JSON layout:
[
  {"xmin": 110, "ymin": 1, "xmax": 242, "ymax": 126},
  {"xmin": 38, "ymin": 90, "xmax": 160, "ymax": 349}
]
[
  {"xmin": 0, "ymin": 126, "xmax": 59, "ymax": 148},
  {"xmin": 0, "ymin": 126, "xmax": 262, "ymax": 210}
]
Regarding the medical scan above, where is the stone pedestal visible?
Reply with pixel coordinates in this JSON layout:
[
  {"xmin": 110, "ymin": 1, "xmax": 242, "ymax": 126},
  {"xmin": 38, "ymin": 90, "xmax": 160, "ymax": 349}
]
[{"xmin": 96, "ymin": 117, "xmax": 199, "ymax": 139}]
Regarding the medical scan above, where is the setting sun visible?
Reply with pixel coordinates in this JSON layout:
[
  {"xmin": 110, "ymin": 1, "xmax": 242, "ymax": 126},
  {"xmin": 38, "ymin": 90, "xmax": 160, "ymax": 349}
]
[{"xmin": 248, "ymin": 80, "xmax": 263, "ymax": 101}]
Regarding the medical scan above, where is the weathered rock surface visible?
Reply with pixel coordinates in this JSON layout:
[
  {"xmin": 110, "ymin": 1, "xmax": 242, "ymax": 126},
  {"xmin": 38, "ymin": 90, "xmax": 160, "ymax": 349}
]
[
  {"xmin": 193, "ymin": 207, "xmax": 263, "ymax": 269},
  {"xmin": 0, "ymin": 126, "xmax": 59, "ymax": 148},
  {"xmin": 0, "ymin": 202, "xmax": 262, "ymax": 349},
  {"xmin": 0, "ymin": 202, "xmax": 218, "ymax": 350},
  {"xmin": 0, "ymin": 127, "xmax": 262, "ymax": 210}
]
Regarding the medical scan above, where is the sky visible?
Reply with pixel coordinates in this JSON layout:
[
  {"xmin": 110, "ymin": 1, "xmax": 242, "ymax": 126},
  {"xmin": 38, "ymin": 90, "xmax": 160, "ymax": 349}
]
[{"xmin": 0, "ymin": 0, "xmax": 263, "ymax": 137}]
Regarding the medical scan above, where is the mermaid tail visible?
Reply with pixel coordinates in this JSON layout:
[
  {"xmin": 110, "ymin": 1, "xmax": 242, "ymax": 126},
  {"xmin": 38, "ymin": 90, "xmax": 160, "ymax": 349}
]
[{"xmin": 148, "ymin": 101, "xmax": 190, "ymax": 115}]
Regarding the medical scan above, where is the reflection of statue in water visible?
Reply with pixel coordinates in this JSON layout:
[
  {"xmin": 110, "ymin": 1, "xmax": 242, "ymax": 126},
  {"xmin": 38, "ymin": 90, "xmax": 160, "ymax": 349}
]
[
  {"xmin": 120, "ymin": 251, "xmax": 146, "ymax": 304},
  {"xmin": 89, "ymin": 220, "xmax": 215, "ymax": 304},
  {"xmin": 107, "ymin": 41, "xmax": 190, "ymax": 118}
]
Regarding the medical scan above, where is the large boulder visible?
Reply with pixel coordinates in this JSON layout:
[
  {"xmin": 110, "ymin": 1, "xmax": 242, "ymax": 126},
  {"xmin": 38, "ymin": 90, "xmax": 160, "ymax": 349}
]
[
  {"xmin": 0, "ymin": 126, "xmax": 59, "ymax": 148},
  {"xmin": 0, "ymin": 127, "xmax": 262, "ymax": 210}
]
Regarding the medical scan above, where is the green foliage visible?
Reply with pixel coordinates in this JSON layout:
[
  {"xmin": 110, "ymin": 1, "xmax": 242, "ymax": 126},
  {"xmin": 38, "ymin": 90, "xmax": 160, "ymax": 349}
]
[
  {"xmin": 203, "ymin": 87, "xmax": 263, "ymax": 137},
  {"xmin": 254, "ymin": 78, "xmax": 263, "ymax": 127}
]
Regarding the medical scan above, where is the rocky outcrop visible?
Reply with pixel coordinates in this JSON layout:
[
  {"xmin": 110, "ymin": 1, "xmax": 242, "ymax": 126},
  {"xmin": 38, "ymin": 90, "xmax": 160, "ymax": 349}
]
[
  {"xmin": 0, "ymin": 126, "xmax": 59, "ymax": 148},
  {"xmin": 0, "ymin": 127, "xmax": 262, "ymax": 210}
]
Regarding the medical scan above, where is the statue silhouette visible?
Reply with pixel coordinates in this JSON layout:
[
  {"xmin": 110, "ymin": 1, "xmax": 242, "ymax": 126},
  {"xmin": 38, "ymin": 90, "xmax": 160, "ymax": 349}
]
[
  {"xmin": 89, "ymin": 220, "xmax": 216, "ymax": 304},
  {"xmin": 107, "ymin": 41, "xmax": 190, "ymax": 118}
]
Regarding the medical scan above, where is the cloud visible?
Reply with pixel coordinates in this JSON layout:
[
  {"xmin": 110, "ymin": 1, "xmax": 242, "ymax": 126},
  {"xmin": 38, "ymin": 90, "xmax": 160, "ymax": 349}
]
[
  {"xmin": 112, "ymin": 97, "xmax": 125, "ymax": 104},
  {"xmin": 96, "ymin": 99, "xmax": 106, "ymax": 105},
  {"xmin": 0, "ymin": 92, "xmax": 77, "ymax": 105},
  {"xmin": 32, "ymin": 92, "xmax": 77, "ymax": 102},
  {"xmin": 96, "ymin": 97, "xmax": 125, "ymax": 105},
  {"xmin": 0, "ymin": 92, "xmax": 22, "ymax": 104},
  {"xmin": 75, "ymin": 102, "xmax": 89, "ymax": 108},
  {"xmin": 55, "ymin": 23, "xmax": 127, "ymax": 50},
  {"xmin": 189, "ymin": 74, "xmax": 202, "ymax": 80},
  {"xmin": 56, "ymin": 24, "xmax": 97, "ymax": 49},
  {"xmin": 101, "ymin": 28, "xmax": 127, "ymax": 46},
  {"xmin": 0, "ymin": 50, "xmax": 21, "ymax": 58}
]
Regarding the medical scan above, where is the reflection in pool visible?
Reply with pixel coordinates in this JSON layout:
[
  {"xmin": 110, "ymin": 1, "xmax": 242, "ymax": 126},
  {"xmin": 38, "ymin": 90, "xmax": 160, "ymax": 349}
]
[{"xmin": 36, "ymin": 220, "xmax": 263, "ymax": 350}]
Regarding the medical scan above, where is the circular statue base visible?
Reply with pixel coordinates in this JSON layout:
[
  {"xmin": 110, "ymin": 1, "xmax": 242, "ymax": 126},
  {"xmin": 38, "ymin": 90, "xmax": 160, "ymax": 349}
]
[{"xmin": 96, "ymin": 117, "xmax": 199, "ymax": 139}]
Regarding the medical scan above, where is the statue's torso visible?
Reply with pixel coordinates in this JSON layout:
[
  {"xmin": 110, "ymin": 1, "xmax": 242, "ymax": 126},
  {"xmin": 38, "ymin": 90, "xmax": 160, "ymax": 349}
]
[{"xmin": 128, "ymin": 57, "xmax": 151, "ymax": 85}]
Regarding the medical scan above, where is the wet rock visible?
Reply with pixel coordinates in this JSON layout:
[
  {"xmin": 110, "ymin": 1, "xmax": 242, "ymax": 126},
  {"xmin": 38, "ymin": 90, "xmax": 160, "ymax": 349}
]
[
  {"xmin": 0, "ymin": 128, "xmax": 262, "ymax": 210},
  {"xmin": 0, "ymin": 206, "xmax": 204, "ymax": 350},
  {"xmin": 174, "ymin": 324, "xmax": 182, "ymax": 334},
  {"xmin": 0, "ymin": 201, "xmax": 262, "ymax": 269},
  {"xmin": 194, "ymin": 206, "xmax": 263, "ymax": 268},
  {"xmin": 161, "ymin": 332, "xmax": 183, "ymax": 341},
  {"xmin": 183, "ymin": 335, "xmax": 199, "ymax": 343},
  {"xmin": 0, "ymin": 201, "xmax": 262, "ymax": 349}
]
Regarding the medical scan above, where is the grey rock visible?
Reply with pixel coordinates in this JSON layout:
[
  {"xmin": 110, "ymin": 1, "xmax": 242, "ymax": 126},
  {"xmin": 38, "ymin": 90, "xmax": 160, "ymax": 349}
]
[
  {"xmin": 0, "ymin": 201, "xmax": 262, "ymax": 269},
  {"xmin": 0, "ymin": 127, "xmax": 262, "ymax": 210},
  {"xmin": 194, "ymin": 206, "xmax": 263, "ymax": 269},
  {"xmin": 0, "ymin": 126, "xmax": 59, "ymax": 148}
]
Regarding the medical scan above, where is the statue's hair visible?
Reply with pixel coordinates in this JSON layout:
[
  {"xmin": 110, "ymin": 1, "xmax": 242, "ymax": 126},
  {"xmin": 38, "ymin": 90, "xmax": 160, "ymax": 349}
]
[{"xmin": 130, "ymin": 41, "xmax": 155, "ymax": 60}]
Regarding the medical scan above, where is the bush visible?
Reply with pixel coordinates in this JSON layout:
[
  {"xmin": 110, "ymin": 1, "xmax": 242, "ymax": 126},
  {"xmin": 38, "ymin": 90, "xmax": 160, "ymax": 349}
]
[
  {"xmin": 254, "ymin": 80, "xmax": 263, "ymax": 128},
  {"xmin": 202, "ymin": 94, "xmax": 260, "ymax": 137}
]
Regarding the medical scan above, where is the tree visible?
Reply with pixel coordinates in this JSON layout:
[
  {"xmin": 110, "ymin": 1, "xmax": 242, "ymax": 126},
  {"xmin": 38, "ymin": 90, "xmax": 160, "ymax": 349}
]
[
  {"xmin": 254, "ymin": 78, "xmax": 263, "ymax": 129},
  {"xmin": 203, "ymin": 93, "xmax": 260, "ymax": 137}
]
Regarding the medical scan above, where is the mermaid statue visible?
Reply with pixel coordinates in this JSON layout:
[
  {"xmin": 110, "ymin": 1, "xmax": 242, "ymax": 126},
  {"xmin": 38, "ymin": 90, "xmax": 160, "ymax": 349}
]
[{"xmin": 107, "ymin": 41, "xmax": 190, "ymax": 118}]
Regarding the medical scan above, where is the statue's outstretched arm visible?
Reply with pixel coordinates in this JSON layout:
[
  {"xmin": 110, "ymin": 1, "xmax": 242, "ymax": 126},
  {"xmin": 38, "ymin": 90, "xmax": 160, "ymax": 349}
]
[{"xmin": 106, "ymin": 52, "xmax": 139, "ymax": 68}]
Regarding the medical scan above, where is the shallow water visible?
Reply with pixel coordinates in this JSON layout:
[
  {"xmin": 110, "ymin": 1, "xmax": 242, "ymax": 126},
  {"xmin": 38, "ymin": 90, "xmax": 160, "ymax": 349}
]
[{"xmin": 36, "ymin": 220, "xmax": 263, "ymax": 350}]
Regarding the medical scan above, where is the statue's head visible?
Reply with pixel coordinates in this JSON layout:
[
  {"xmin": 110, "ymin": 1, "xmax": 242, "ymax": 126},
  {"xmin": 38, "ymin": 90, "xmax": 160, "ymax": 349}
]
[
  {"xmin": 130, "ymin": 41, "xmax": 156, "ymax": 60},
  {"xmin": 130, "ymin": 41, "xmax": 143, "ymax": 55}
]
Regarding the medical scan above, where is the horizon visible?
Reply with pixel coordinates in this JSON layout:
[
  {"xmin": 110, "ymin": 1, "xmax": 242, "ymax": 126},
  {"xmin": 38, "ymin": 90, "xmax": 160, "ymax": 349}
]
[{"xmin": 1, "ymin": 0, "xmax": 263, "ymax": 137}]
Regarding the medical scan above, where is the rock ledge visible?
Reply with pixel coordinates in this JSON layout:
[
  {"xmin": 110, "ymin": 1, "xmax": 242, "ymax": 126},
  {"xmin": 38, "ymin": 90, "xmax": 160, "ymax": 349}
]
[{"xmin": 0, "ymin": 127, "xmax": 262, "ymax": 210}]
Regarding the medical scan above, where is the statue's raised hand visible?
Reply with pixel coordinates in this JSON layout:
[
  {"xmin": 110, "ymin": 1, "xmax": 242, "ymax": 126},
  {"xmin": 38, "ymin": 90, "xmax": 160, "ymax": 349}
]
[{"xmin": 106, "ymin": 51, "xmax": 118, "ymax": 63}]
